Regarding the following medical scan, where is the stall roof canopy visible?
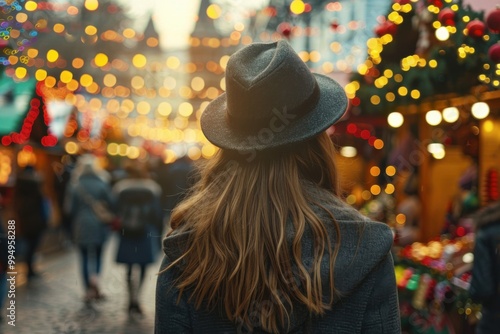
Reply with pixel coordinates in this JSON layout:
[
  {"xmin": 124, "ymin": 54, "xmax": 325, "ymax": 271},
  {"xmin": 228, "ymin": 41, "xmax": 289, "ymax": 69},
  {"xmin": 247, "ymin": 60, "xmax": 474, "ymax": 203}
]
[{"xmin": 0, "ymin": 71, "xmax": 36, "ymax": 135}]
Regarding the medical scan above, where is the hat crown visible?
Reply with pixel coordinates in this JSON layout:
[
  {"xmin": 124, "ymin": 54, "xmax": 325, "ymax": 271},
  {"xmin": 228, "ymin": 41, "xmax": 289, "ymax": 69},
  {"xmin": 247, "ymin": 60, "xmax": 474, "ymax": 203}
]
[{"xmin": 225, "ymin": 41, "xmax": 317, "ymax": 129}]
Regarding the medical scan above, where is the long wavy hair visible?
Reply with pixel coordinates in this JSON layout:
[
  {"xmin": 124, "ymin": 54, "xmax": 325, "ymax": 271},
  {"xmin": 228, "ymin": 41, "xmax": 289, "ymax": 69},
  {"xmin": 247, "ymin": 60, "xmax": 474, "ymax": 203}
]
[{"xmin": 164, "ymin": 132, "xmax": 342, "ymax": 333}]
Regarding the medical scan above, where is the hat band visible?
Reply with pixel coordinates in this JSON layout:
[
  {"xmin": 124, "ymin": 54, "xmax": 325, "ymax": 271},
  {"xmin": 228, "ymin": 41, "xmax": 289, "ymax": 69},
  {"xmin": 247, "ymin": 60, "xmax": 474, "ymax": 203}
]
[{"xmin": 226, "ymin": 79, "xmax": 321, "ymax": 132}]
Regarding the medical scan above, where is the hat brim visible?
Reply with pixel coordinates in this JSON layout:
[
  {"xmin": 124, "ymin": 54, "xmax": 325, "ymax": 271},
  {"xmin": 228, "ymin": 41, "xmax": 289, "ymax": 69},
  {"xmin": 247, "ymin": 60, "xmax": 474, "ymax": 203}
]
[{"xmin": 200, "ymin": 73, "xmax": 348, "ymax": 153}]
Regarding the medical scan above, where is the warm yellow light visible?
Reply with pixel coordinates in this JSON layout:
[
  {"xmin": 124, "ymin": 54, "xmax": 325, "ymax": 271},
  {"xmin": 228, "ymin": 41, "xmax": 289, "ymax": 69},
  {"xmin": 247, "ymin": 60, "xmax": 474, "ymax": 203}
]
[
  {"xmin": 46, "ymin": 49, "xmax": 59, "ymax": 62},
  {"xmin": 131, "ymin": 76, "xmax": 145, "ymax": 90},
  {"xmin": 426, "ymin": 110, "xmax": 442, "ymax": 126},
  {"xmin": 206, "ymin": 4, "xmax": 221, "ymax": 19},
  {"xmin": 483, "ymin": 120, "xmax": 494, "ymax": 133},
  {"xmin": 25, "ymin": 1, "xmax": 37, "ymax": 11},
  {"xmin": 398, "ymin": 87, "xmax": 408, "ymax": 96},
  {"xmin": 370, "ymin": 185, "xmax": 381, "ymax": 196},
  {"xmin": 94, "ymin": 53, "xmax": 108, "ymax": 67},
  {"xmin": 374, "ymin": 139, "xmax": 384, "ymax": 150},
  {"xmin": 35, "ymin": 69, "xmax": 47, "ymax": 81},
  {"xmin": 370, "ymin": 95, "xmax": 381, "ymax": 105},
  {"xmin": 83, "ymin": 25, "xmax": 97, "ymax": 36},
  {"xmin": 65, "ymin": 142, "xmax": 79, "ymax": 154},
  {"xmin": 385, "ymin": 183, "xmax": 395, "ymax": 195},
  {"xmin": 191, "ymin": 77, "xmax": 205, "ymax": 91},
  {"xmin": 60, "ymin": 70, "xmax": 73, "ymax": 83},
  {"xmin": 15, "ymin": 67, "xmax": 27, "ymax": 79},
  {"xmin": 72, "ymin": 58, "xmax": 84, "ymax": 69},
  {"xmin": 410, "ymin": 89, "xmax": 420, "ymax": 99},
  {"xmin": 107, "ymin": 143, "xmax": 118, "ymax": 155},
  {"xmin": 123, "ymin": 28, "xmax": 136, "ymax": 39},
  {"xmin": 178, "ymin": 102, "xmax": 194, "ymax": 117},
  {"xmin": 290, "ymin": 0, "xmax": 306, "ymax": 15},
  {"xmin": 370, "ymin": 166, "xmax": 381, "ymax": 177},
  {"xmin": 53, "ymin": 23, "xmax": 65, "ymax": 33},
  {"xmin": 166, "ymin": 56, "xmax": 180, "ymax": 69},
  {"xmin": 16, "ymin": 13, "xmax": 28, "ymax": 23},
  {"xmin": 103, "ymin": 73, "xmax": 116, "ymax": 87},
  {"xmin": 80, "ymin": 74, "xmax": 94, "ymax": 87},
  {"xmin": 137, "ymin": 101, "xmax": 150, "ymax": 115},
  {"xmin": 132, "ymin": 54, "xmax": 147, "ymax": 68},
  {"xmin": 387, "ymin": 112, "xmax": 404, "ymax": 128},
  {"xmin": 471, "ymin": 102, "xmax": 490, "ymax": 119},
  {"xmin": 309, "ymin": 51, "xmax": 321, "ymax": 63},
  {"xmin": 442, "ymin": 107, "xmax": 459, "ymax": 123},
  {"xmin": 84, "ymin": 0, "xmax": 99, "ymax": 11},
  {"xmin": 429, "ymin": 59, "xmax": 438, "ymax": 68},
  {"xmin": 396, "ymin": 213, "xmax": 406, "ymax": 225},
  {"xmin": 45, "ymin": 76, "xmax": 56, "ymax": 88},
  {"xmin": 157, "ymin": 102, "xmax": 172, "ymax": 117},
  {"xmin": 386, "ymin": 165, "xmax": 396, "ymax": 176},
  {"xmin": 201, "ymin": 144, "xmax": 217, "ymax": 159}
]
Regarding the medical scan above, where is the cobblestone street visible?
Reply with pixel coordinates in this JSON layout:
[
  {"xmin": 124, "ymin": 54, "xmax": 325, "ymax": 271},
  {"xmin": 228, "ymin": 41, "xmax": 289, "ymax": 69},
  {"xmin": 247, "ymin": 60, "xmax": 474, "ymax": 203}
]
[{"xmin": 1, "ymin": 234, "xmax": 162, "ymax": 334}]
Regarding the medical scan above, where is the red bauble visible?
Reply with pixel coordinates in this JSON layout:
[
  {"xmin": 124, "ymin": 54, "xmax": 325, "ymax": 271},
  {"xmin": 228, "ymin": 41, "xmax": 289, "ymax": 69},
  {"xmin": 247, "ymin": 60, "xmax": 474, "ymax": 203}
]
[
  {"xmin": 330, "ymin": 20, "xmax": 339, "ymax": 31},
  {"xmin": 393, "ymin": 0, "xmax": 411, "ymax": 4},
  {"xmin": 486, "ymin": 6, "xmax": 500, "ymax": 33},
  {"xmin": 374, "ymin": 21, "xmax": 397, "ymax": 37},
  {"xmin": 489, "ymin": 43, "xmax": 500, "ymax": 63},
  {"xmin": 438, "ymin": 8, "xmax": 455, "ymax": 26},
  {"xmin": 427, "ymin": 0, "xmax": 443, "ymax": 8},
  {"xmin": 277, "ymin": 22, "xmax": 292, "ymax": 38},
  {"xmin": 466, "ymin": 19, "xmax": 486, "ymax": 39}
]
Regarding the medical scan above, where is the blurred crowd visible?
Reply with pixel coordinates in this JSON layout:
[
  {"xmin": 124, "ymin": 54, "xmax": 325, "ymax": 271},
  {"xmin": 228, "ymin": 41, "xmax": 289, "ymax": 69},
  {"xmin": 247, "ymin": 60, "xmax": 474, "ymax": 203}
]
[{"xmin": 0, "ymin": 153, "xmax": 196, "ymax": 320}]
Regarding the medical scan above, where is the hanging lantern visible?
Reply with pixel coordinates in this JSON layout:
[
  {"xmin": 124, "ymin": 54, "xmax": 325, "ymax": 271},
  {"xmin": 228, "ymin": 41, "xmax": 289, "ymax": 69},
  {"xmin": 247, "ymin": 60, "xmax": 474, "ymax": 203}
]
[
  {"xmin": 438, "ymin": 8, "xmax": 455, "ymax": 26},
  {"xmin": 489, "ymin": 42, "xmax": 500, "ymax": 63},
  {"xmin": 486, "ymin": 6, "xmax": 500, "ymax": 33},
  {"xmin": 466, "ymin": 19, "xmax": 486, "ymax": 39}
]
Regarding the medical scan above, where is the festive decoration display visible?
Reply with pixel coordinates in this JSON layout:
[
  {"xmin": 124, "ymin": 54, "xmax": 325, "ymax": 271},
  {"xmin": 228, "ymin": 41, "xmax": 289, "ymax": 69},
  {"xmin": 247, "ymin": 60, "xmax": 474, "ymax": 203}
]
[
  {"xmin": 438, "ymin": 8, "xmax": 455, "ymax": 26},
  {"xmin": 488, "ymin": 42, "xmax": 500, "ymax": 63},
  {"xmin": 395, "ymin": 234, "xmax": 480, "ymax": 333},
  {"xmin": 486, "ymin": 6, "xmax": 500, "ymax": 33},
  {"xmin": 465, "ymin": 19, "xmax": 486, "ymax": 39},
  {"xmin": 348, "ymin": 0, "xmax": 500, "ymax": 117}
]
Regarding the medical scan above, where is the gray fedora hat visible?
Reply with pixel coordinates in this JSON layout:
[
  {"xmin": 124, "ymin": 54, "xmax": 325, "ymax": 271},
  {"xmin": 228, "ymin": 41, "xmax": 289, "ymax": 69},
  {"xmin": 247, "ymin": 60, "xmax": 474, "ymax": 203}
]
[{"xmin": 200, "ymin": 40, "xmax": 348, "ymax": 153}]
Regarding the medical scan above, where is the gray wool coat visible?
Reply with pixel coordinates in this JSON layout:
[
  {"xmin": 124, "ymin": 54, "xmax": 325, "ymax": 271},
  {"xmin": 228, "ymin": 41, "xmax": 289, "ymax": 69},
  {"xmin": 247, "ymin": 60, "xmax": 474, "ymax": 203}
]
[{"xmin": 155, "ymin": 194, "xmax": 401, "ymax": 333}]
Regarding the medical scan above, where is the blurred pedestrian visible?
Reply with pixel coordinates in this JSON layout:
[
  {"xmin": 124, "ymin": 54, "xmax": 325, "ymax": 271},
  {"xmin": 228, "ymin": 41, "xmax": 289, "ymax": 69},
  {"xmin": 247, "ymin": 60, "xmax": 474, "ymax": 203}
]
[
  {"xmin": 113, "ymin": 161, "xmax": 162, "ymax": 315},
  {"xmin": 67, "ymin": 156, "xmax": 114, "ymax": 303},
  {"xmin": 13, "ymin": 164, "xmax": 48, "ymax": 281},
  {"xmin": 470, "ymin": 200, "xmax": 500, "ymax": 334},
  {"xmin": 155, "ymin": 40, "xmax": 400, "ymax": 333}
]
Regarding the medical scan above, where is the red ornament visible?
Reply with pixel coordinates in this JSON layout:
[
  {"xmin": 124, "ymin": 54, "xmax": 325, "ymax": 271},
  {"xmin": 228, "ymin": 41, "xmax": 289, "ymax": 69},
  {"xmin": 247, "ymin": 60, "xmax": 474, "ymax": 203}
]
[
  {"xmin": 489, "ymin": 42, "xmax": 500, "ymax": 63},
  {"xmin": 466, "ymin": 19, "xmax": 486, "ymax": 39},
  {"xmin": 486, "ymin": 6, "xmax": 500, "ymax": 33},
  {"xmin": 277, "ymin": 22, "xmax": 292, "ymax": 38},
  {"xmin": 427, "ymin": 0, "xmax": 443, "ymax": 8},
  {"xmin": 330, "ymin": 20, "xmax": 339, "ymax": 31},
  {"xmin": 438, "ymin": 8, "xmax": 455, "ymax": 26},
  {"xmin": 374, "ymin": 21, "xmax": 397, "ymax": 37},
  {"xmin": 394, "ymin": 0, "xmax": 411, "ymax": 4}
]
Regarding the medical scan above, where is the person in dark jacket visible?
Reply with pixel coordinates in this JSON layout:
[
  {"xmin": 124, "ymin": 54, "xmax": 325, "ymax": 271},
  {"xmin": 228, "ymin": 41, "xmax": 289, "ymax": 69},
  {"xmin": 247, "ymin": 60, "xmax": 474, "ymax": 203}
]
[
  {"xmin": 13, "ymin": 165, "xmax": 48, "ymax": 280},
  {"xmin": 155, "ymin": 40, "xmax": 400, "ymax": 333},
  {"xmin": 470, "ymin": 200, "xmax": 500, "ymax": 334},
  {"xmin": 113, "ymin": 162, "xmax": 162, "ymax": 315},
  {"xmin": 67, "ymin": 156, "xmax": 114, "ymax": 303}
]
